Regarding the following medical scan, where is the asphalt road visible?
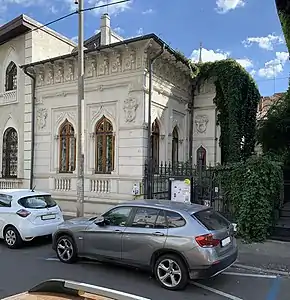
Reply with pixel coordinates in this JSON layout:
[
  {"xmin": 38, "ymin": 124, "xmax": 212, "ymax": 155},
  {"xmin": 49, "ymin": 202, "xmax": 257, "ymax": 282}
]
[{"xmin": 0, "ymin": 238, "xmax": 288, "ymax": 300}]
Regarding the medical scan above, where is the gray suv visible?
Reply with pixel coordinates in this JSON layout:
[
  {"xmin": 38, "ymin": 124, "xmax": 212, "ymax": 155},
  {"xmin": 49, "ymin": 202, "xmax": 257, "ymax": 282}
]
[{"xmin": 52, "ymin": 200, "xmax": 238, "ymax": 291}]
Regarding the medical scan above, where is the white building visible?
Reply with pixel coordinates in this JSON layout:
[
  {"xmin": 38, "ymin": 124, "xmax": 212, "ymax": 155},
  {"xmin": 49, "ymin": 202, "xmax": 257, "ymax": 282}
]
[{"xmin": 0, "ymin": 13, "xmax": 220, "ymax": 215}]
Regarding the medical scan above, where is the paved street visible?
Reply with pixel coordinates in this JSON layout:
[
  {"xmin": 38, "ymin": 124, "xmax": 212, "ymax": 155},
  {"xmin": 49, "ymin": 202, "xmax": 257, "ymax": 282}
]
[{"xmin": 0, "ymin": 238, "xmax": 289, "ymax": 300}]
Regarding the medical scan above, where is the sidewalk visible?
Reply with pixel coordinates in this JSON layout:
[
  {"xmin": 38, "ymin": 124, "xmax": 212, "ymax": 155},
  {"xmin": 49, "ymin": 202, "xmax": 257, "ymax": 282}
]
[{"xmin": 237, "ymin": 239, "xmax": 290, "ymax": 273}]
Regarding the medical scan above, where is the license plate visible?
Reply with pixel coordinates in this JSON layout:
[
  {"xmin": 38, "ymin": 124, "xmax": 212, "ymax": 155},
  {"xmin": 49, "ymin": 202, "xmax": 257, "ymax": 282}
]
[
  {"xmin": 41, "ymin": 214, "xmax": 56, "ymax": 220},
  {"xmin": 221, "ymin": 236, "xmax": 231, "ymax": 247}
]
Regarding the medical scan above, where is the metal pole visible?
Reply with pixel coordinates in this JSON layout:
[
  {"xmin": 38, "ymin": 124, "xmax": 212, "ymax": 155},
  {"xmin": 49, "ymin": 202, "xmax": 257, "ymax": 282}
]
[{"xmin": 76, "ymin": 0, "xmax": 85, "ymax": 217}]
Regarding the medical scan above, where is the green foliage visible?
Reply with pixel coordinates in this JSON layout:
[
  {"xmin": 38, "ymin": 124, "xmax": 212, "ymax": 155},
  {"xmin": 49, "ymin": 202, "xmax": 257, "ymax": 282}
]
[
  {"xmin": 257, "ymin": 91, "xmax": 290, "ymax": 162},
  {"xmin": 275, "ymin": 0, "xmax": 290, "ymax": 51},
  {"xmin": 197, "ymin": 59, "xmax": 261, "ymax": 163},
  {"xmin": 217, "ymin": 155, "xmax": 283, "ymax": 242}
]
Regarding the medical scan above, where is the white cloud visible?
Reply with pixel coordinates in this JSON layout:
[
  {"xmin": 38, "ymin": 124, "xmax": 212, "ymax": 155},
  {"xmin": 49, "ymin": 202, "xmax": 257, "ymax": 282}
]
[
  {"xmin": 236, "ymin": 58, "xmax": 253, "ymax": 69},
  {"xmin": 191, "ymin": 48, "xmax": 254, "ymax": 72},
  {"xmin": 87, "ymin": 0, "xmax": 132, "ymax": 16},
  {"xmin": 142, "ymin": 8, "xmax": 154, "ymax": 14},
  {"xmin": 191, "ymin": 48, "xmax": 230, "ymax": 62},
  {"xmin": 258, "ymin": 51, "xmax": 289, "ymax": 78},
  {"xmin": 71, "ymin": 36, "xmax": 78, "ymax": 43},
  {"xmin": 216, "ymin": 0, "xmax": 245, "ymax": 14},
  {"xmin": 242, "ymin": 34, "xmax": 284, "ymax": 50},
  {"xmin": 113, "ymin": 27, "xmax": 124, "ymax": 35}
]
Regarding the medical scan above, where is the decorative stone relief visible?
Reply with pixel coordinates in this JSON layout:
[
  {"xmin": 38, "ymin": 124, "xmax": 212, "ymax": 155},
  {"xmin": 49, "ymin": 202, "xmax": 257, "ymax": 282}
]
[
  {"xmin": 36, "ymin": 66, "xmax": 45, "ymax": 87},
  {"xmin": 56, "ymin": 111, "xmax": 76, "ymax": 125},
  {"xmin": 124, "ymin": 49, "xmax": 135, "ymax": 71},
  {"xmin": 195, "ymin": 115, "xmax": 209, "ymax": 134},
  {"xmin": 91, "ymin": 105, "xmax": 116, "ymax": 123},
  {"xmin": 123, "ymin": 97, "xmax": 139, "ymax": 122},
  {"xmin": 46, "ymin": 64, "xmax": 54, "ymax": 85},
  {"xmin": 54, "ymin": 62, "xmax": 64, "ymax": 83},
  {"xmin": 37, "ymin": 107, "xmax": 48, "ymax": 130},
  {"xmin": 85, "ymin": 56, "xmax": 97, "ymax": 78},
  {"xmin": 99, "ymin": 54, "xmax": 109, "ymax": 75},
  {"xmin": 65, "ymin": 60, "xmax": 74, "ymax": 82},
  {"xmin": 111, "ymin": 51, "xmax": 121, "ymax": 73}
]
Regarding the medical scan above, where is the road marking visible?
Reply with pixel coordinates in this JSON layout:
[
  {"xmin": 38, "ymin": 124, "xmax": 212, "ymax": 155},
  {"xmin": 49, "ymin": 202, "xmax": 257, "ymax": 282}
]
[
  {"xmin": 192, "ymin": 282, "xmax": 243, "ymax": 300},
  {"xmin": 266, "ymin": 277, "xmax": 281, "ymax": 300},
  {"xmin": 234, "ymin": 263, "xmax": 290, "ymax": 277},
  {"xmin": 45, "ymin": 257, "xmax": 59, "ymax": 261},
  {"xmin": 223, "ymin": 271, "xmax": 277, "ymax": 279},
  {"xmin": 45, "ymin": 257, "xmax": 101, "ymax": 265}
]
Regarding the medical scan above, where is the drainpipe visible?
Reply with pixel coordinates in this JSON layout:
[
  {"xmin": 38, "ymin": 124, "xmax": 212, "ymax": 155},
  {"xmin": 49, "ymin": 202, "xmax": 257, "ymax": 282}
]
[
  {"xmin": 188, "ymin": 81, "xmax": 196, "ymax": 165},
  {"xmin": 23, "ymin": 66, "xmax": 36, "ymax": 190},
  {"xmin": 146, "ymin": 44, "xmax": 165, "ymax": 199}
]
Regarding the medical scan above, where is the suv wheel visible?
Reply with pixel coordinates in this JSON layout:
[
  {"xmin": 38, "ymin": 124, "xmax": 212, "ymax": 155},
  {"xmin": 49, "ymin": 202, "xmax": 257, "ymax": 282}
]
[
  {"xmin": 4, "ymin": 226, "xmax": 22, "ymax": 249},
  {"xmin": 154, "ymin": 254, "xmax": 189, "ymax": 290},
  {"xmin": 56, "ymin": 235, "xmax": 78, "ymax": 264}
]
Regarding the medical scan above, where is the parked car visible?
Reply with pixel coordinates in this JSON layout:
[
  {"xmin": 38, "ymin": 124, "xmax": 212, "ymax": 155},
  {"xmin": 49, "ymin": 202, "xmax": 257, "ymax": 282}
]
[
  {"xmin": 3, "ymin": 279, "xmax": 150, "ymax": 299},
  {"xmin": 0, "ymin": 189, "xmax": 64, "ymax": 248},
  {"xmin": 52, "ymin": 200, "xmax": 238, "ymax": 291}
]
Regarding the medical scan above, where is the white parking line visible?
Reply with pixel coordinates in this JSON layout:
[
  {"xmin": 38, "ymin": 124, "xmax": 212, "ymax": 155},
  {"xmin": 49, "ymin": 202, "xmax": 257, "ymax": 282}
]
[
  {"xmin": 192, "ymin": 282, "xmax": 243, "ymax": 300},
  {"xmin": 223, "ymin": 271, "xmax": 277, "ymax": 279}
]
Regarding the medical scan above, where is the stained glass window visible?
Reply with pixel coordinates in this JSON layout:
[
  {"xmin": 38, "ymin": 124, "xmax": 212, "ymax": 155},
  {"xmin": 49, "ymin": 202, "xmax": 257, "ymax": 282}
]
[
  {"xmin": 5, "ymin": 62, "xmax": 17, "ymax": 91},
  {"xmin": 59, "ymin": 120, "xmax": 76, "ymax": 173},
  {"xmin": 95, "ymin": 116, "xmax": 114, "ymax": 173},
  {"xmin": 2, "ymin": 127, "xmax": 18, "ymax": 178},
  {"xmin": 172, "ymin": 126, "xmax": 179, "ymax": 164}
]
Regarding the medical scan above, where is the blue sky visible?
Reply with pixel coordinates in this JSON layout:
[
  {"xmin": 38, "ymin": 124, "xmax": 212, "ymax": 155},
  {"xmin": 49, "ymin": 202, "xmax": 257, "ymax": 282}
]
[{"xmin": 0, "ymin": 0, "xmax": 289, "ymax": 96}]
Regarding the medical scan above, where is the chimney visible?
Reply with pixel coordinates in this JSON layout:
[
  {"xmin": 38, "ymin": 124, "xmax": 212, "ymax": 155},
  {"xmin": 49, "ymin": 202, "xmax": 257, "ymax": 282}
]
[{"xmin": 100, "ymin": 13, "xmax": 110, "ymax": 45}]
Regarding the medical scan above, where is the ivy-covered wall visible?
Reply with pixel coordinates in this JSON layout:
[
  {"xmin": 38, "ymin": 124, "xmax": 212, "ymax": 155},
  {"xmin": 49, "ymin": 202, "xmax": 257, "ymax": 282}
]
[
  {"xmin": 276, "ymin": 0, "xmax": 290, "ymax": 51},
  {"xmin": 196, "ymin": 60, "xmax": 260, "ymax": 164}
]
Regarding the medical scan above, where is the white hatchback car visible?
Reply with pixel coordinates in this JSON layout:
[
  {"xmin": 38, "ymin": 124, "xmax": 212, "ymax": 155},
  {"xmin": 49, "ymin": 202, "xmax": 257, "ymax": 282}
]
[{"xmin": 0, "ymin": 189, "xmax": 64, "ymax": 248}]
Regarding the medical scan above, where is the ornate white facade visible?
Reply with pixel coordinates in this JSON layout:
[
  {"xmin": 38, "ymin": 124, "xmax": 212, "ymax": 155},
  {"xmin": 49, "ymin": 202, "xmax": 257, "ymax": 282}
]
[{"xmin": 0, "ymin": 14, "xmax": 220, "ymax": 215}]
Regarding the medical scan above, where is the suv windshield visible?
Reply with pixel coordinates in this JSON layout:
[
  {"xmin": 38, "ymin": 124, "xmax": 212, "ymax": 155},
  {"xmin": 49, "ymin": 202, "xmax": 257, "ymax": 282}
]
[
  {"xmin": 193, "ymin": 208, "xmax": 230, "ymax": 230},
  {"xmin": 18, "ymin": 195, "xmax": 56, "ymax": 209}
]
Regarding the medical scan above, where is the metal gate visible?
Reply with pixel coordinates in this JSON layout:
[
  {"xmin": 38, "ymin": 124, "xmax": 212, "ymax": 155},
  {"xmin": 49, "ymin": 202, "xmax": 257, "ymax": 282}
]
[{"xmin": 144, "ymin": 160, "xmax": 233, "ymax": 220}]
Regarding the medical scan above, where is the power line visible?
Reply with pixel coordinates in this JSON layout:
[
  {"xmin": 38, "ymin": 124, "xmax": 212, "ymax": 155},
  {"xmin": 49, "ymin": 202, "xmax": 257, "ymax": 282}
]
[
  {"xmin": 255, "ymin": 76, "xmax": 289, "ymax": 83},
  {"xmin": 30, "ymin": 0, "xmax": 131, "ymax": 32}
]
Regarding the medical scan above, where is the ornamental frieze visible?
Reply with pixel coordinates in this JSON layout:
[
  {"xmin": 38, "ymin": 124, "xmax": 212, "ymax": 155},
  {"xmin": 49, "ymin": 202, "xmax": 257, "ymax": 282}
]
[{"xmin": 33, "ymin": 46, "xmax": 189, "ymax": 89}]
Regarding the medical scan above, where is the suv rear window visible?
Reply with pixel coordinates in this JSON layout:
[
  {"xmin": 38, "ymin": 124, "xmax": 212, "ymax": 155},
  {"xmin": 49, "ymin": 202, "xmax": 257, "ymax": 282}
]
[
  {"xmin": 193, "ymin": 209, "xmax": 230, "ymax": 230},
  {"xmin": 18, "ymin": 195, "xmax": 57, "ymax": 209}
]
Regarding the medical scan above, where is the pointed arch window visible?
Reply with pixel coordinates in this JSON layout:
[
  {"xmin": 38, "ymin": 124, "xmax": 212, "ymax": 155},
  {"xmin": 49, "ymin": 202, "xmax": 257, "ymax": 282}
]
[
  {"xmin": 95, "ymin": 116, "xmax": 114, "ymax": 173},
  {"xmin": 2, "ymin": 127, "xmax": 18, "ymax": 178},
  {"xmin": 151, "ymin": 119, "xmax": 160, "ymax": 172},
  {"xmin": 172, "ymin": 126, "xmax": 179, "ymax": 164},
  {"xmin": 5, "ymin": 62, "xmax": 17, "ymax": 91},
  {"xmin": 197, "ymin": 146, "xmax": 206, "ymax": 170},
  {"xmin": 59, "ymin": 120, "xmax": 76, "ymax": 173}
]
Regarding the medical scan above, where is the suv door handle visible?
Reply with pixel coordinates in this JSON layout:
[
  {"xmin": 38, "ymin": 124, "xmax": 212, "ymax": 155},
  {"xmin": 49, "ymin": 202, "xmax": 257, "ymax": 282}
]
[
  {"xmin": 152, "ymin": 232, "xmax": 164, "ymax": 236},
  {"xmin": 114, "ymin": 229, "xmax": 122, "ymax": 234}
]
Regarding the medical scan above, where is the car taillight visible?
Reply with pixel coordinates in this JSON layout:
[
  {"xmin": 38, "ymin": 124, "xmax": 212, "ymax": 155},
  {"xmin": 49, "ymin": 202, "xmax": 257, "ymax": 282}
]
[
  {"xmin": 16, "ymin": 209, "xmax": 31, "ymax": 218},
  {"xmin": 195, "ymin": 234, "xmax": 220, "ymax": 248}
]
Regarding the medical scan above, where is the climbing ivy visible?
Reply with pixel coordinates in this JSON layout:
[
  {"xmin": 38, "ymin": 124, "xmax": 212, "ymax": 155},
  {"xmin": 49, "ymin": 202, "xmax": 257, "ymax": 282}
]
[
  {"xmin": 276, "ymin": 0, "xmax": 290, "ymax": 51},
  {"xmin": 196, "ymin": 59, "xmax": 261, "ymax": 163}
]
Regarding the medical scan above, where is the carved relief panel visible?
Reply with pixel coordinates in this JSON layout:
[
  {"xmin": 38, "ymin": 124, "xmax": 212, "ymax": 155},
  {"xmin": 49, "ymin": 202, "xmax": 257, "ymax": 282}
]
[{"xmin": 194, "ymin": 115, "xmax": 209, "ymax": 134}]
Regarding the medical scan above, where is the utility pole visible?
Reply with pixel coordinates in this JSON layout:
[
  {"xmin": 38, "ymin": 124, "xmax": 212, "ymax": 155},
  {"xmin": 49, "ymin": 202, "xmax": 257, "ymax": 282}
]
[{"xmin": 76, "ymin": 0, "xmax": 85, "ymax": 217}]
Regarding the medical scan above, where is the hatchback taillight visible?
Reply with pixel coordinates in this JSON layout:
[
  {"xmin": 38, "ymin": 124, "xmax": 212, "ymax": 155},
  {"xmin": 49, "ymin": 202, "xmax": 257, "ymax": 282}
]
[
  {"xmin": 16, "ymin": 209, "xmax": 31, "ymax": 218},
  {"xmin": 195, "ymin": 233, "xmax": 220, "ymax": 248}
]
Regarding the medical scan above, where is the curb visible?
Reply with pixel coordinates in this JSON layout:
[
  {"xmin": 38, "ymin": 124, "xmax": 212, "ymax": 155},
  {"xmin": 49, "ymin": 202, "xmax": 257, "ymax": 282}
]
[{"xmin": 234, "ymin": 263, "xmax": 290, "ymax": 277}]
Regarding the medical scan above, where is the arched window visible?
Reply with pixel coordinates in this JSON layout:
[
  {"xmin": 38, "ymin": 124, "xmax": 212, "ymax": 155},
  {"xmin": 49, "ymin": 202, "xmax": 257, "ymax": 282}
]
[
  {"xmin": 59, "ymin": 120, "xmax": 76, "ymax": 173},
  {"xmin": 151, "ymin": 119, "xmax": 160, "ymax": 172},
  {"xmin": 2, "ymin": 127, "xmax": 18, "ymax": 178},
  {"xmin": 95, "ymin": 116, "xmax": 114, "ymax": 173},
  {"xmin": 172, "ymin": 126, "xmax": 179, "ymax": 164},
  {"xmin": 197, "ymin": 146, "xmax": 206, "ymax": 170},
  {"xmin": 5, "ymin": 62, "xmax": 17, "ymax": 91}
]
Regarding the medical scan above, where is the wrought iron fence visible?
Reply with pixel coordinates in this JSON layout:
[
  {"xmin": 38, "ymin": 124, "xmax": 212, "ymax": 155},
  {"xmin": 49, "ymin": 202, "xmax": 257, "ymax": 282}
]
[{"xmin": 144, "ymin": 160, "xmax": 234, "ymax": 221}]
